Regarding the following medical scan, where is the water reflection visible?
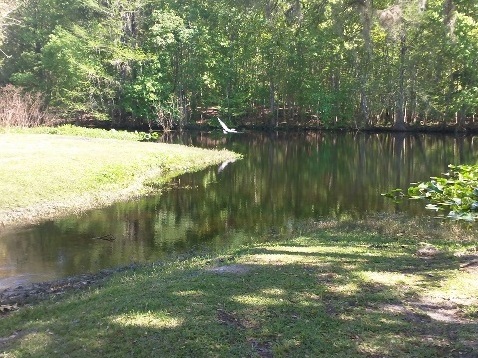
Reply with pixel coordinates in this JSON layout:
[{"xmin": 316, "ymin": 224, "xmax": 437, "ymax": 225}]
[{"xmin": 1, "ymin": 131, "xmax": 477, "ymax": 288}]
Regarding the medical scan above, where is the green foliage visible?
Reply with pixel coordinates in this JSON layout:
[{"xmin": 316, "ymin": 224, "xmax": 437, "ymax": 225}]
[
  {"xmin": 2, "ymin": 0, "xmax": 478, "ymax": 127},
  {"xmin": 42, "ymin": 27, "xmax": 93, "ymax": 111},
  {"xmin": 384, "ymin": 165, "xmax": 478, "ymax": 222},
  {"xmin": 123, "ymin": 60, "xmax": 163, "ymax": 121},
  {"xmin": 5, "ymin": 124, "xmax": 163, "ymax": 142}
]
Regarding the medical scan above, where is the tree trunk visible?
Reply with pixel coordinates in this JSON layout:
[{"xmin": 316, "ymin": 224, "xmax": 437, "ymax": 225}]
[
  {"xmin": 269, "ymin": 79, "xmax": 277, "ymax": 127},
  {"xmin": 443, "ymin": 0, "xmax": 456, "ymax": 40},
  {"xmin": 358, "ymin": 0, "xmax": 372, "ymax": 128},
  {"xmin": 394, "ymin": 32, "xmax": 407, "ymax": 131}
]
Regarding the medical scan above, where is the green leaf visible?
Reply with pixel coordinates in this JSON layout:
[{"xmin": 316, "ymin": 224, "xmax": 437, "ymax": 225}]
[{"xmin": 385, "ymin": 164, "xmax": 478, "ymax": 222}]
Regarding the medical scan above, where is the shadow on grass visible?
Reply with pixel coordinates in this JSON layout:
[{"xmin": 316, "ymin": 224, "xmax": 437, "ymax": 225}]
[{"xmin": 1, "ymin": 220, "xmax": 477, "ymax": 357}]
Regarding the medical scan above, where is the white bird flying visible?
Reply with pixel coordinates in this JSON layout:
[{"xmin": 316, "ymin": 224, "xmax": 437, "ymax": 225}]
[{"xmin": 218, "ymin": 118, "xmax": 241, "ymax": 133}]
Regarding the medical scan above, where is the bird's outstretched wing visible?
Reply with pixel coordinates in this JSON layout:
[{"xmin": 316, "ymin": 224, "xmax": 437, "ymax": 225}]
[
  {"xmin": 217, "ymin": 118, "xmax": 241, "ymax": 133},
  {"xmin": 217, "ymin": 118, "xmax": 231, "ymax": 132}
]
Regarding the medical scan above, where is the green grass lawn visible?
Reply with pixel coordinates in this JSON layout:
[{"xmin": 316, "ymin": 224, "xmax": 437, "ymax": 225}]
[
  {"xmin": 1, "ymin": 216, "xmax": 477, "ymax": 357},
  {"xmin": 0, "ymin": 126, "xmax": 238, "ymax": 226}
]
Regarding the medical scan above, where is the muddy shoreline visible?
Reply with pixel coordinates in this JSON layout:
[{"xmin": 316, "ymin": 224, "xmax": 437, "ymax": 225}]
[{"xmin": 0, "ymin": 264, "xmax": 140, "ymax": 314}]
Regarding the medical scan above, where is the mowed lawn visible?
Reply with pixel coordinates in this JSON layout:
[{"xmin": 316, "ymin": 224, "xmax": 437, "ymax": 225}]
[
  {"xmin": 0, "ymin": 131, "xmax": 238, "ymax": 225},
  {"xmin": 1, "ymin": 217, "xmax": 477, "ymax": 357}
]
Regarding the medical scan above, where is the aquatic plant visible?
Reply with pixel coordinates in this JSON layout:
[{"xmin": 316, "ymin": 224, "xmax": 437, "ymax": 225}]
[{"xmin": 384, "ymin": 164, "xmax": 478, "ymax": 222}]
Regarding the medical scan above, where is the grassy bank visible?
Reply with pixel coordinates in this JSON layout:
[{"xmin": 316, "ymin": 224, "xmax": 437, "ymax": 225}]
[
  {"xmin": 1, "ymin": 216, "xmax": 477, "ymax": 357},
  {"xmin": 0, "ymin": 126, "xmax": 239, "ymax": 226}
]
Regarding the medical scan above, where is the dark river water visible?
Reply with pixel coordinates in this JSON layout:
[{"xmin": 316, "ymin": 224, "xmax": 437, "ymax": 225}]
[{"xmin": 1, "ymin": 131, "xmax": 477, "ymax": 289}]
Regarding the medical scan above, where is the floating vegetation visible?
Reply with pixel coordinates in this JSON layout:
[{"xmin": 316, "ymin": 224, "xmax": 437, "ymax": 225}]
[{"xmin": 383, "ymin": 165, "xmax": 478, "ymax": 222}]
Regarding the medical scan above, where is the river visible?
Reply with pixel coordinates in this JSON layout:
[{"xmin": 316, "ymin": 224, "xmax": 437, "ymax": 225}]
[{"xmin": 1, "ymin": 131, "xmax": 477, "ymax": 289}]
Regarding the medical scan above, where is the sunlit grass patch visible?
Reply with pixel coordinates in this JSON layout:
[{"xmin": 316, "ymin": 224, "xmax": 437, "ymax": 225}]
[
  {"xmin": 241, "ymin": 243, "xmax": 375, "ymax": 267},
  {"xmin": 428, "ymin": 271, "xmax": 478, "ymax": 297},
  {"xmin": 357, "ymin": 333, "xmax": 423, "ymax": 357},
  {"xmin": 326, "ymin": 282, "xmax": 361, "ymax": 296},
  {"xmin": 359, "ymin": 270, "xmax": 419, "ymax": 287},
  {"xmin": 14, "ymin": 331, "xmax": 54, "ymax": 355},
  {"xmin": 231, "ymin": 294, "xmax": 287, "ymax": 307},
  {"xmin": 462, "ymin": 304, "xmax": 478, "ymax": 319},
  {"xmin": 173, "ymin": 290, "xmax": 205, "ymax": 298},
  {"xmin": 261, "ymin": 288, "xmax": 286, "ymax": 296},
  {"xmin": 111, "ymin": 311, "xmax": 184, "ymax": 329}
]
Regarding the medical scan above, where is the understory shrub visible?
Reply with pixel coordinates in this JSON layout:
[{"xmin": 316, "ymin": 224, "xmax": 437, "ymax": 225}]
[{"xmin": 0, "ymin": 85, "xmax": 52, "ymax": 127}]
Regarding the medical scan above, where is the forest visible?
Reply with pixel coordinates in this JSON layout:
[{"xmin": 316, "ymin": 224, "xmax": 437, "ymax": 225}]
[{"xmin": 0, "ymin": 0, "xmax": 477, "ymax": 131}]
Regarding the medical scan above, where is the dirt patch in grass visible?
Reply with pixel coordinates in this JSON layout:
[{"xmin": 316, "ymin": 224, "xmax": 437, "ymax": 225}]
[
  {"xmin": 458, "ymin": 255, "xmax": 478, "ymax": 273},
  {"xmin": 216, "ymin": 308, "xmax": 247, "ymax": 329},
  {"xmin": 207, "ymin": 264, "xmax": 252, "ymax": 275}
]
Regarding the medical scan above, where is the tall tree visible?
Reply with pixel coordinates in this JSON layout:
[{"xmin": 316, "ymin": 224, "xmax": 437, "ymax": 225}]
[
  {"xmin": 0, "ymin": 0, "xmax": 18, "ymax": 59},
  {"xmin": 1, "ymin": 0, "xmax": 477, "ymax": 128}
]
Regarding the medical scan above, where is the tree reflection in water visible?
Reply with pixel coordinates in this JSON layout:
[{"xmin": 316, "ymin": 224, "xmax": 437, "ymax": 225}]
[{"xmin": 1, "ymin": 131, "xmax": 477, "ymax": 287}]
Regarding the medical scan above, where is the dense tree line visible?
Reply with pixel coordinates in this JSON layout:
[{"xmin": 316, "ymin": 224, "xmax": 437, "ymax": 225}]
[{"xmin": 0, "ymin": 0, "xmax": 477, "ymax": 130}]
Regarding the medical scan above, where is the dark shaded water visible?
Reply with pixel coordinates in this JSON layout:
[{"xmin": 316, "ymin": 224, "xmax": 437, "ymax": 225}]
[{"xmin": 1, "ymin": 131, "xmax": 477, "ymax": 289}]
